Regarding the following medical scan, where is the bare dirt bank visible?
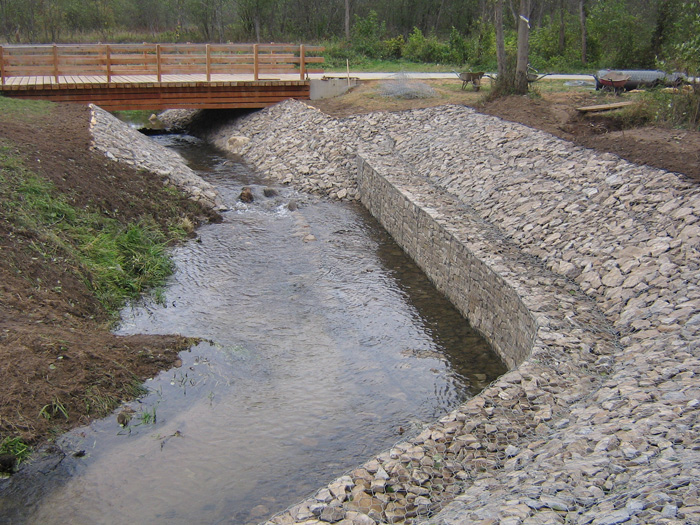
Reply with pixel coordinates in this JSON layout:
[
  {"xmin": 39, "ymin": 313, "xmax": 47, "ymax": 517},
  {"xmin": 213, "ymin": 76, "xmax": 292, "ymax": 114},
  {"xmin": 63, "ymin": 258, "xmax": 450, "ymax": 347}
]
[{"xmin": 0, "ymin": 102, "xmax": 217, "ymax": 450}]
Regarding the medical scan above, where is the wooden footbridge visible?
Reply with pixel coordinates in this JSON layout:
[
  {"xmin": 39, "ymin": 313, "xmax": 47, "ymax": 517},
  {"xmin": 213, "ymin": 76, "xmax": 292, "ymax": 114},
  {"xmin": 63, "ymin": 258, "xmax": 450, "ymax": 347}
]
[{"xmin": 0, "ymin": 43, "xmax": 324, "ymax": 110}]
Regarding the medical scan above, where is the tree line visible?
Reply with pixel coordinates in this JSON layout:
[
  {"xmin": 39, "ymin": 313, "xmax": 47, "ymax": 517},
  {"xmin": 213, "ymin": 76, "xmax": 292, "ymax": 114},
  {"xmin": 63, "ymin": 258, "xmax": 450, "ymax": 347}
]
[{"xmin": 1, "ymin": 0, "xmax": 698, "ymax": 74}]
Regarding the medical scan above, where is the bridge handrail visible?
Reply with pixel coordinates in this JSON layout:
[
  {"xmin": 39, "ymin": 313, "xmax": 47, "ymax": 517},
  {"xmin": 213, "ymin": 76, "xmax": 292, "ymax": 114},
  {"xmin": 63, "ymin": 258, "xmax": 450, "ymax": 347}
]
[{"xmin": 0, "ymin": 43, "xmax": 325, "ymax": 85}]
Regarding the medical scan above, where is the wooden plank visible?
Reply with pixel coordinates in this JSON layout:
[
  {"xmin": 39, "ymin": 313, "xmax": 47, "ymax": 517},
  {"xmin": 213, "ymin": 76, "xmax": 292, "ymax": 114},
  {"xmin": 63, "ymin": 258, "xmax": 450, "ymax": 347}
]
[
  {"xmin": 0, "ymin": 46, "xmax": 5, "ymax": 86},
  {"xmin": 53, "ymin": 45, "xmax": 59, "ymax": 82},
  {"xmin": 108, "ymin": 57, "xmax": 159, "ymax": 66},
  {"xmin": 207, "ymin": 43, "xmax": 254, "ymax": 53},
  {"xmin": 43, "ymin": 67, "xmax": 103, "ymax": 76},
  {"xmin": 156, "ymin": 44, "xmax": 162, "ymax": 83},
  {"xmin": 253, "ymin": 44, "xmax": 259, "ymax": 81},
  {"xmin": 4, "ymin": 53, "xmax": 54, "ymax": 62},
  {"xmin": 105, "ymin": 45, "xmax": 111, "ymax": 83},
  {"xmin": 55, "ymin": 56, "xmax": 103, "ymax": 66},
  {"xmin": 576, "ymin": 101, "xmax": 635, "ymax": 113},
  {"xmin": 5, "ymin": 66, "xmax": 54, "ymax": 76},
  {"xmin": 5, "ymin": 84, "xmax": 307, "ymax": 98},
  {"xmin": 109, "ymin": 67, "xmax": 156, "ymax": 75}
]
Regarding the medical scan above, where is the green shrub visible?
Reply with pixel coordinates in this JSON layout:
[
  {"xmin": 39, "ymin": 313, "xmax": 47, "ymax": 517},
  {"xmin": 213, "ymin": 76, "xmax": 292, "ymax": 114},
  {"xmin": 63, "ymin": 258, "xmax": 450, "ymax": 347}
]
[
  {"xmin": 322, "ymin": 39, "xmax": 365, "ymax": 68},
  {"xmin": 381, "ymin": 35, "xmax": 404, "ymax": 60},
  {"xmin": 648, "ymin": 88, "xmax": 700, "ymax": 130},
  {"xmin": 351, "ymin": 10, "xmax": 385, "ymax": 59},
  {"xmin": 447, "ymin": 27, "xmax": 469, "ymax": 65},
  {"xmin": 403, "ymin": 27, "xmax": 449, "ymax": 63},
  {"xmin": 464, "ymin": 22, "xmax": 496, "ymax": 69},
  {"xmin": 670, "ymin": 3, "xmax": 700, "ymax": 74}
]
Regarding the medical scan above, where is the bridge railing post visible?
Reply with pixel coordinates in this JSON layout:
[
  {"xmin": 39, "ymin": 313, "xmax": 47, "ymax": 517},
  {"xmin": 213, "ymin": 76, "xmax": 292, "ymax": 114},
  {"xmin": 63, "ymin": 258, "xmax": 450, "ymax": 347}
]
[
  {"xmin": 0, "ymin": 46, "xmax": 5, "ymax": 87},
  {"xmin": 105, "ymin": 45, "xmax": 112, "ymax": 83},
  {"xmin": 206, "ymin": 44, "xmax": 211, "ymax": 82},
  {"xmin": 299, "ymin": 44, "xmax": 306, "ymax": 80},
  {"xmin": 253, "ymin": 44, "xmax": 259, "ymax": 81},
  {"xmin": 156, "ymin": 44, "xmax": 162, "ymax": 84},
  {"xmin": 52, "ymin": 44, "xmax": 59, "ymax": 84}
]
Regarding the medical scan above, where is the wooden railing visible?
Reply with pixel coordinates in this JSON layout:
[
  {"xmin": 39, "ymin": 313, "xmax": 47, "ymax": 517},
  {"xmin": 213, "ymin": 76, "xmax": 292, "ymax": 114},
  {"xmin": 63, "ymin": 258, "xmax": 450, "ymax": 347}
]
[{"xmin": 0, "ymin": 43, "xmax": 324, "ymax": 85}]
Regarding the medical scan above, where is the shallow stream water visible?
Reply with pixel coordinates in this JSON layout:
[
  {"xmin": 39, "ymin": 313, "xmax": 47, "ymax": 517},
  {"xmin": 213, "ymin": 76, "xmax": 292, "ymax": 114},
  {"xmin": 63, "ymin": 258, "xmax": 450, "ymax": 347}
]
[{"xmin": 1, "ymin": 134, "xmax": 506, "ymax": 524}]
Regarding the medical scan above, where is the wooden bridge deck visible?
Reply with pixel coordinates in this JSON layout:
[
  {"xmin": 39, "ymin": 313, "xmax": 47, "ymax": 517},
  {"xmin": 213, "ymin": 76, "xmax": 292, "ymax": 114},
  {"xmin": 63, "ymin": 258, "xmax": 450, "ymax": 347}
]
[{"xmin": 0, "ymin": 43, "xmax": 323, "ymax": 110}]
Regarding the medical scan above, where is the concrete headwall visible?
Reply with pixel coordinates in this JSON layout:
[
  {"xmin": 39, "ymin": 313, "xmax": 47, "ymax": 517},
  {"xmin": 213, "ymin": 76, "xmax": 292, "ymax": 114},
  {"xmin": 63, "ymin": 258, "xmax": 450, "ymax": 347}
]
[{"xmin": 310, "ymin": 77, "xmax": 359, "ymax": 100}]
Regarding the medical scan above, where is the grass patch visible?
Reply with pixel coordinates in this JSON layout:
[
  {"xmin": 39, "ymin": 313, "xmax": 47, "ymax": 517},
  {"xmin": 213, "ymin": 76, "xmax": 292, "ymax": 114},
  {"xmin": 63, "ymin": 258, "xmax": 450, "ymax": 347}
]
[
  {"xmin": 588, "ymin": 86, "xmax": 700, "ymax": 132},
  {"xmin": 630, "ymin": 87, "xmax": 700, "ymax": 131},
  {"xmin": 79, "ymin": 218, "xmax": 174, "ymax": 311},
  {"xmin": 0, "ymin": 437, "xmax": 31, "ymax": 465},
  {"xmin": 530, "ymin": 79, "xmax": 596, "ymax": 94},
  {"xmin": 0, "ymin": 95, "xmax": 54, "ymax": 122},
  {"xmin": 39, "ymin": 398, "xmax": 69, "ymax": 421},
  {"xmin": 0, "ymin": 141, "xmax": 177, "ymax": 315},
  {"xmin": 137, "ymin": 405, "xmax": 158, "ymax": 425},
  {"xmin": 84, "ymin": 386, "xmax": 122, "ymax": 419}
]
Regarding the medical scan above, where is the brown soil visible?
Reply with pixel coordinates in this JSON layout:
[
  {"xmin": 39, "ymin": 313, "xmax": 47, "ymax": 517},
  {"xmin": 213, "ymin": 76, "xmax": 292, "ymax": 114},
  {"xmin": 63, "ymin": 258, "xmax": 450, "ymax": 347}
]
[
  {"xmin": 0, "ymin": 102, "xmax": 217, "ymax": 449},
  {"xmin": 310, "ymin": 79, "xmax": 700, "ymax": 181}
]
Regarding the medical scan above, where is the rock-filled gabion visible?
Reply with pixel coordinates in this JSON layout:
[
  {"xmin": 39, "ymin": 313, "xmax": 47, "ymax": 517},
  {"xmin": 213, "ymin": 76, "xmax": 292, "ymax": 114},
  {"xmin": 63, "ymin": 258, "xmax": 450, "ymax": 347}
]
[
  {"xmin": 89, "ymin": 105, "xmax": 225, "ymax": 211},
  {"xmin": 208, "ymin": 100, "xmax": 700, "ymax": 524}
]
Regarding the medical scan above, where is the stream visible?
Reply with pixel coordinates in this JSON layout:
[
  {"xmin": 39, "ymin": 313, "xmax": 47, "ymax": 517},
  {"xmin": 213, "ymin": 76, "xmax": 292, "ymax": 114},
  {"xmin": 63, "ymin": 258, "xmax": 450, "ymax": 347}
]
[{"xmin": 1, "ymin": 133, "xmax": 506, "ymax": 524}]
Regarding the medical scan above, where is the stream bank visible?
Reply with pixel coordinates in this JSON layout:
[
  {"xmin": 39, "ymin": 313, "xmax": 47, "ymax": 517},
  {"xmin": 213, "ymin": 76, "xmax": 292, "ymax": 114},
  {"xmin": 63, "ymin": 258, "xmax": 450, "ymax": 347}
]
[{"xmin": 0, "ymin": 100, "xmax": 220, "ymax": 454}]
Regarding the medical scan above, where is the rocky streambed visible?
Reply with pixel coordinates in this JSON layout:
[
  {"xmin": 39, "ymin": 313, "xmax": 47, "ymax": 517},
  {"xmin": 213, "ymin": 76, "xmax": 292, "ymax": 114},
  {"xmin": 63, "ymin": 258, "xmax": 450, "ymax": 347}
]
[{"xmin": 173, "ymin": 100, "xmax": 700, "ymax": 525}]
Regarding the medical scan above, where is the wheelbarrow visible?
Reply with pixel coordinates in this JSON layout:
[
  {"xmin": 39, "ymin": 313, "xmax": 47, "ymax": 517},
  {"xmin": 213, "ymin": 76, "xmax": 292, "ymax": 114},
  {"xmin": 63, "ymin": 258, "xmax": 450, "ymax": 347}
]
[
  {"xmin": 454, "ymin": 70, "xmax": 485, "ymax": 91},
  {"xmin": 527, "ymin": 65, "xmax": 550, "ymax": 83},
  {"xmin": 595, "ymin": 71, "xmax": 631, "ymax": 94}
]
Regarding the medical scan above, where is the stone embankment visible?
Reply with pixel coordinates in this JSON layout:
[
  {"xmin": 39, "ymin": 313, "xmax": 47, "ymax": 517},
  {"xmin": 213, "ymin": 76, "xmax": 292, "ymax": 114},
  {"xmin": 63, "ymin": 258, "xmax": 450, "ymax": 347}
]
[
  {"xmin": 207, "ymin": 99, "xmax": 700, "ymax": 525},
  {"xmin": 89, "ymin": 105, "xmax": 225, "ymax": 211}
]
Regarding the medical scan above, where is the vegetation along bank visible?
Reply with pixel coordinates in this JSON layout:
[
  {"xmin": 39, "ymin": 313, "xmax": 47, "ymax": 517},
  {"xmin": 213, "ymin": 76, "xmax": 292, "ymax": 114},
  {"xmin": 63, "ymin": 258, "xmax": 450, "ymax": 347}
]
[{"xmin": 0, "ymin": 97, "xmax": 220, "ymax": 469}]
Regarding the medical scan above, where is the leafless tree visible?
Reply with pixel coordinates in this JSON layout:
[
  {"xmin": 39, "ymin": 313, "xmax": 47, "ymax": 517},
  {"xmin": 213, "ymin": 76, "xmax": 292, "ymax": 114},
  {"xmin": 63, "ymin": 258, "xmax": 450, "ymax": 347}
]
[
  {"xmin": 579, "ymin": 0, "xmax": 587, "ymax": 64},
  {"xmin": 514, "ymin": 0, "xmax": 531, "ymax": 94},
  {"xmin": 495, "ymin": 0, "xmax": 507, "ymax": 79}
]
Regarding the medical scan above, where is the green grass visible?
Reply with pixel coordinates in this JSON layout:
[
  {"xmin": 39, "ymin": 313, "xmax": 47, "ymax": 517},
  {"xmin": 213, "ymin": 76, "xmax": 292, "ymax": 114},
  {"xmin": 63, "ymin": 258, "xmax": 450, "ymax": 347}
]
[
  {"xmin": 39, "ymin": 398, "xmax": 69, "ymax": 421},
  {"xmin": 0, "ymin": 437, "xmax": 31, "ymax": 465},
  {"xmin": 0, "ymin": 95, "xmax": 54, "ymax": 121},
  {"xmin": 632, "ymin": 87, "xmax": 700, "ymax": 131},
  {"xmin": 0, "ymin": 140, "xmax": 177, "ymax": 315},
  {"xmin": 137, "ymin": 406, "xmax": 157, "ymax": 425}
]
